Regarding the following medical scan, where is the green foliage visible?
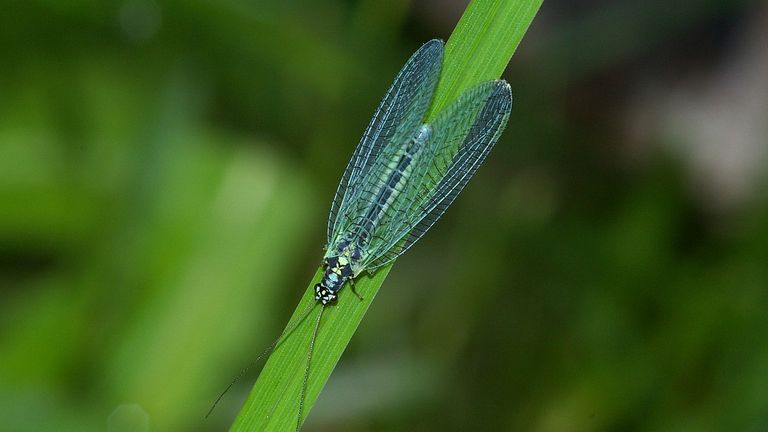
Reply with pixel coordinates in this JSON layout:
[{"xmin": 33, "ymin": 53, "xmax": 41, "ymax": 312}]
[{"xmin": 3, "ymin": 1, "xmax": 767, "ymax": 432}]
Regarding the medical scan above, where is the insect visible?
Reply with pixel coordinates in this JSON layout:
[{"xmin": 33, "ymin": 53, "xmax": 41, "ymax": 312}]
[
  {"xmin": 318, "ymin": 39, "xmax": 511, "ymax": 304},
  {"xmin": 208, "ymin": 39, "xmax": 513, "ymax": 430}
]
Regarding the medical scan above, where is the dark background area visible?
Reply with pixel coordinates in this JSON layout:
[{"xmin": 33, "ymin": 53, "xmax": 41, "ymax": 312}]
[{"xmin": 1, "ymin": 0, "xmax": 767, "ymax": 431}]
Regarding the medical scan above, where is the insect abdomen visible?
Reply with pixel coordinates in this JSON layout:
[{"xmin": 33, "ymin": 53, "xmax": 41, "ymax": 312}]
[{"xmin": 356, "ymin": 124, "xmax": 432, "ymax": 244}]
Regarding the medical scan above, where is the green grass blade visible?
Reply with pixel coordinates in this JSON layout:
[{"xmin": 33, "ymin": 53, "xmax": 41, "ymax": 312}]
[
  {"xmin": 426, "ymin": 0, "xmax": 543, "ymax": 121},
  {"xmin": 230, "ymin": 266, "xmax": 391, "ymax": 431},
  {"xmin": 230, "ymin": 0, "xmax": 542, "ymax": 430}
]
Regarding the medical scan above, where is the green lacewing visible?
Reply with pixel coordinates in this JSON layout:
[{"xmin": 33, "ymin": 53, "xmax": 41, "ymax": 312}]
[
  {"xmin": 317, "ymin": 39, "xmax": 511, "ymax": 304},
  {"xmin": 209, "ymin": 39, "xmax": 513, "ymax": 430}
]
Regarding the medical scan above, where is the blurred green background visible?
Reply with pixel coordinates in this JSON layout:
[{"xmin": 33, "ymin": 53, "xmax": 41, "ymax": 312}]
[{"xmin": 2, "ymin": 0, "xmax": 768, "ymax": 431}]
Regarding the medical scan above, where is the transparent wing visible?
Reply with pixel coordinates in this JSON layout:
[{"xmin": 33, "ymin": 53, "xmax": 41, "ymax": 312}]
[
  {"xmin": 327, "ymin": 39, "xmax": 444, "ymax": 244},
  {"xmin": 363, "ymin": 80, "xmax": 513, "ymax": 269},
  {"xmin": 337, "ymin": 122, "xmax": 440, "ymax": 266}
]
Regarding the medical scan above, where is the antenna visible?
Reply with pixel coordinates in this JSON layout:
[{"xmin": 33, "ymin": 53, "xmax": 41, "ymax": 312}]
[
  {"xmin": 205, "ymin": 299, "xmax": 319, "ymax": 419},
  {"xmin": 297, "ymin": 305, "xmax": 325, "ymax": 431}
]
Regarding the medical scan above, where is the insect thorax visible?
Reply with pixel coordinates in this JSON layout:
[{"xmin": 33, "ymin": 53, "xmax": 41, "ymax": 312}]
[{"xmin": 315, "ymin": 242, "xmax": 359, "ymax": 305}]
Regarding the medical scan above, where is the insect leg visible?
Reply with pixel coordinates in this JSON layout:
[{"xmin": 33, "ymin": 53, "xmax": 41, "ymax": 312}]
[{"xmin": 349, "ymin": 279, "xmax": 364, "ymax": 301}]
